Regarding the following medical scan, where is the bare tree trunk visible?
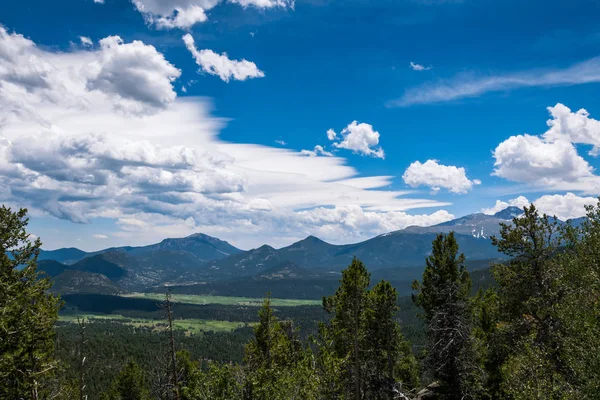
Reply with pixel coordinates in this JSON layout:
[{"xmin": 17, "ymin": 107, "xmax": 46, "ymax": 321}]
[
  {"xmin": 77, "ymin": 316, "xmax": 87, "ymax": 400},
  {"xmin": 163, "ymin": 291, "xmax": 180, "ymax": 400}
]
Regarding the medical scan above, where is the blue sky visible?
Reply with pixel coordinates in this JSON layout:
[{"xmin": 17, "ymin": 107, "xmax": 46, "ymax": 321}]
[{"xmin": 1, "ymin": 0, "xmax": 600, "ymax": 250}]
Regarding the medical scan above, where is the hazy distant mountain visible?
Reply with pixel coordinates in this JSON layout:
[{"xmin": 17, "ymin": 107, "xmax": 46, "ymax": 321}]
[
  {"xmin": 99, "ymin": 233, "xmax": 242, "ymax": 261},
  {"xmin": 38, "ymin": 259, "xmax": 69, "ymax": 277},
  {"xmin": 43, "ymin": 206, "xmax": 583, "ymax": 294},
  {"xmin": 402, "ymin": 206, "xmax": 525, "ymax": 239},
  {"xmin": 39, "ymin": 248, "xmax": 88, "ymax": 265},
  {"xmin": 39, "ymin": 233, "xmax": 242, "ymax": 288}
]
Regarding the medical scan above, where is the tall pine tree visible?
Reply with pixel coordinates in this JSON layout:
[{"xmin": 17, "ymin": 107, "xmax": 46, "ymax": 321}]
[
  {"xmin": 323, "ymin": 257, "xmax": 371, "ymax": 400},
  {"xmin": 365, "ymin": 280, "xmax": 419, "ymax": 399},
  {"xmin": 413, "ymin": 232, "xmax": 479, "ymax": 399},
  {"xmin": 0, "ymin": 206, "xmax": 62, "ymax": 399}
]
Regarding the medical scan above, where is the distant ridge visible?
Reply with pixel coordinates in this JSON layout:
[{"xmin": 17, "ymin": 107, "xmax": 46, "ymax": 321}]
[{"xmin": 41, "ymin": 206, "xmax": 588, "ymax": 295}]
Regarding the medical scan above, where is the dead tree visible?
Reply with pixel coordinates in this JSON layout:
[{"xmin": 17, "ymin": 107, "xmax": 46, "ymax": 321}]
[{"xmin": 161, "ymin": 290, "xmax": 180, "ymax": 400}]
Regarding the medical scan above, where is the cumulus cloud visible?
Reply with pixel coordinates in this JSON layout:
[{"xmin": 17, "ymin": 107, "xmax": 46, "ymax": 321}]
[
  {"xmin": 79, "ymin": 36, "xmax": 93, "ymax": 46},
  {"xmin": 183, "ymin": 34, "xmax": 264, "ymax": 82},
  {"xmin": 492, "ymin": 134, "xmax": 593, "ymax": 185},
  {"xmin": 151, "ymin": 6, "xmax": 208, "ymax": 30},
  {"xmin": 481, "ymin": 196, "xmax": 530, "ymax": 215},
  {"xmin": 297, "ymin": 205, "xmax": 455, "ymax": 242},
  {"xmin": 490, "ymin": 104, "xmax": 600, "ymax": 194},
  {"xmin": 391, "ymin": 56, "xmax": 600, "ymax": 107},
  {"xmin": 93, "ymin": 234, "xmax": 108, "ymax": 239},
  {"xmin": 0, "ymin": 27, "xmax": 450, "ymax": 250},
  {"xmin": 326, "ymin": 128, "xmax": 337, "ymax": 140},
  {"xmin": 300, "ymin": 145, "xmax": 333, "ymax": 157},
  {"xmin": 329, "ymin": 121, "xmax": 384, "ymax": 159},
  {"xmin": 402, "ymin": 159, "xmax": 480, "ymax": 194},
  {"xmin": 533, "ymin": 193, "xmax": 597, "ymax": 220},
  {"xmin": 482, "ymin": 193, "xmax": 596, "ymax": 221},
  {"xmin": 409, "ymin": 62, "xmax": 431, "ymax": 71},
  {"xmin": 544, "ymin": 103, "xmax": 600, "ymax": 157},
  {"xmin": 133, "ymin": 0, "xmax": 292, "ymax": 30},
  {"xmin": 0, "ymin": 27, "xmax": 182, "ymax": 118},
  {"xmin": 86, "ymin": 36, "xmax": 181, "ymax": 113},
  {"xmin": 229, "ymin": 0, "xmax": 293, "ymax": 8},
  {"xmin": 275, "ymin": 139, "xmax": 286, "ymax": 145},
  {"xmin": 93, "ymin": 0, "xmax": 104, "ymax": 3}
]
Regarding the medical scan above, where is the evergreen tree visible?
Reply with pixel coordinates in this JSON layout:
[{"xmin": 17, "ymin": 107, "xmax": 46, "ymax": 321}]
[
  {"xmin": 323, "ymin": 257, "xmax": 371, "ymax": 400},
  {"xmin": 412, "ymin": 232, "xmax": 479, "ymax": 399},
  {"xmin": 102, "ymin": 361, "xmax": 151, "ymax": 400},
  {"xmin": 244, "ymin": 293, "xmax": 318, "ymax": 400},
  {"xmin": 489, "ymin": 205, "xmax": 572, "ymax": 398},
  {"xmin": 0, "ymin": 206, "xmax": 62, "ymax": 399},
  {"xmin": 489, "ymin": 203, "xmax": 600, "ymax": 399},
  {"xmin": 365, "ymin": 280, "xmax": 419, "ymax": 399}
]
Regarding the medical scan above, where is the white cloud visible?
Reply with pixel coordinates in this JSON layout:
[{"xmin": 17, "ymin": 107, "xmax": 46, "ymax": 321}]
[
  {"xmin": 300, "ymin": 145, "xmax": 333, "ymax": 157},
  {"xmin": 482, "ymin": 193, "xmax": 596, "ymax": 221},
  {"xmin": 229, "ymin": 0, "xmax": 293, "ymax": 8},
  {"xmin": 86, "ymin": 36, "xmax": 181, "ymax": 114},
  {"xmin": 132, "ymin": 0, "xmax": 292, "ymax": 30},
  {"xmin": 79, "ymin": 36, "xmax": 93, "ymax": 46},
  {"xmin": 402, "ymin": 159, "xmax": 480, "ymax": 194},
  {"xmin": 275, "ymin": 139, "xmax": 286, "ymax": 145},
  {"xmin": 492, "ymin": 134, "xmax": 594, "ymax": 185},
  {"xmin": 391, "ymin": 56, "xmax": 600, "ymax": 107},
  {"xmin": 544, "ymin": 103, "xmax": 600, "ymax": 157},
  {"xmin": 0, "ymin": 27, "xmax": 451, "ymax": 250},
  {"xmin": 481, "ymin": 196, "xmax": 530, "ymax": 215},
  {"xmin": 152, "ymin": 6, "xmax": 208, "ymax": 30},
  {"xmin": 330, "ymin": 121, "xmax": 384, "ymax": 159},
  {"xmin": 491, "ymin": 104, "xmax": 600, "ymax": 194},
  {"xmin": 92, "ymin": 234, "xmax": 108, "ymax": 239},
  {"xmin": 409, "ymin": 62, "xmax": 431, "ymax": 71},
  {"xmin": 533, "ymin": 193, "xmax": 597, "ymax": 220},
  {"xmin": 297, "ymin": 206, "xmax": 455, "ymax": 243},
  {"xmin": 93, "ymin": 0, "xmax": 104, "ymax": 3},
  {"xmin": 183, "ymin": 34, "xmax": 264, "ymax": 82}
]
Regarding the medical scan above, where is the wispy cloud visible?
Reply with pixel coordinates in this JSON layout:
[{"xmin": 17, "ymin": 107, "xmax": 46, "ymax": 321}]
[
  {"xmin": 390, "ymin": 56, "xmax": 600, "ymax": 107},
  {"xmin": 409, "ymin": 61, "xmax": 431, "ymax": 71}
]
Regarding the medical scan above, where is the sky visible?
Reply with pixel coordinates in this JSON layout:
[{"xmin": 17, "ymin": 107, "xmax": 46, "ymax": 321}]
[{"xmin": 1, "ymin": 0, "xmax": 600, "ymax": 251}]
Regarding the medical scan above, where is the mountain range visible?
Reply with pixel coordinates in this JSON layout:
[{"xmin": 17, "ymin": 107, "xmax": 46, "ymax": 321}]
[{"xmin": 38, "ymin": 207, "xmax": 585, "ymax": 296}]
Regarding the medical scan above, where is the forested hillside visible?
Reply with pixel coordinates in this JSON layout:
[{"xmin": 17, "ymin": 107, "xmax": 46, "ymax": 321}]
[{"xmin": 2, "ymin": 203, "xmax": 600, "ymax": 399}]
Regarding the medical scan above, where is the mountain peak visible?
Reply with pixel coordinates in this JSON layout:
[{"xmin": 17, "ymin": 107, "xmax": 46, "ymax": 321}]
[
  {"xmin": 493, "ymin": 206, "xmax": 524, "ymax": 220},
  {"xmin": 302, "ymin": 235, "xmax": 326, "ymax": 243}
]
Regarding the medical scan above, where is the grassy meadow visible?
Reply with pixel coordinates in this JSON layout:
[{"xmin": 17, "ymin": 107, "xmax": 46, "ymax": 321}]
[
  {"xmin": 123, "ymin": 292, "xmax": 321, "ymax": 307},
  {"xmin": 59, "ymin": 313, "xmax": 251, "ymax": 335}
]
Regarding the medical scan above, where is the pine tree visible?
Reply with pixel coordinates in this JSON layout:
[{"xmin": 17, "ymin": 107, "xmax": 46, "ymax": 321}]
[
  {"xmin": 244, "ymin": 293, "xmax": 318, "ymax": 400},
  {"xmin": 102, "ymin": 361, "xmax": 151, "ymax": 400},
  {"xmin": 365, "ymin": 280, "xmax": 419, "ymax": 399},
  {"xmin": 0, "ymin": 206, "xmax": 62, "ymax": 399},
  {"xmin": 489, "ymin": 203, "xmax": 600, "ymax": 398},
  {"xmin": 413, "ymin": 232, "xmax": 478, "ymax": 399},
  {"xmin": 323, "ymin": 257, "xmax": 371, "ymax": 400}
]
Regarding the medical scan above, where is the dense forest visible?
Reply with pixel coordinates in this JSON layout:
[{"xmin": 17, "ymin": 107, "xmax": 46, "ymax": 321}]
[{"xmin": 2, "ymin": 202, "xmax": 600, "ymax": 399}]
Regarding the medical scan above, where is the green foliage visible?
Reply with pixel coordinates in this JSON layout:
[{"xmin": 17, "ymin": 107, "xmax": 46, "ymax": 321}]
[
  {"xmin": 244, "ymin": 293, "xmax": 319, "ymax": 399},
  {"xmin": 365, "ymin": 280, "xmax": 419, "ymax": 398},
  {"xmin": 413, "ymin": 232, "xmax": 482, "ymax": 399},
  {"xmin": 10, "ymin": 200, "xmax": 600, "ymax": 400},
  {"xmin": 323, "ymin": 257, "xmax": 371, "ymax": 399},
  {"xmin": 322, "ymin": 257, "xmax": 418, "ymax": 399},
  {"xmin": 102, "ymin": 361, "xmax": 151, "ymax": 400},
  {"xmin": 489, "ymin": 205, "xmax": 571, "ymax": 398},
  {"xmin": 177, "ymin": 350, "xmax": 244, "ymax": 400},
  {"xmin": 0, "ymin": 206, "xmax": 62, "ymax": 399}
]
